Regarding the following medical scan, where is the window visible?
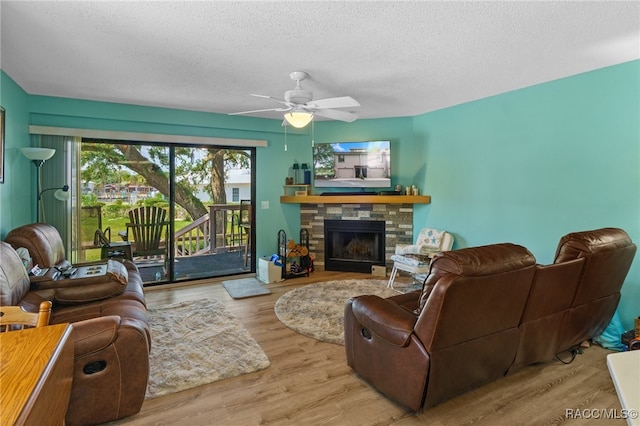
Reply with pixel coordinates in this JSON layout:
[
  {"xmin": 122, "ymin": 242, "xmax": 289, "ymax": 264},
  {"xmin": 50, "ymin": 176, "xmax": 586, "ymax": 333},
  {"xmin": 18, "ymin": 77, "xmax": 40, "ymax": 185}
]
[{"xmin": 232, "ymin": 188, "xmax": 240, "ymax": 202}]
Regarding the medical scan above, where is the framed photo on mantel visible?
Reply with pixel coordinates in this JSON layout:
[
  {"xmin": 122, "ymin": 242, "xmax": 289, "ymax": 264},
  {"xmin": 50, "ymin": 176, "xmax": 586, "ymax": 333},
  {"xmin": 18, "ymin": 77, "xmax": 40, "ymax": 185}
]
[{"xmin": 0, "ymin": 107, "xmax": 5, "ymax": 184}]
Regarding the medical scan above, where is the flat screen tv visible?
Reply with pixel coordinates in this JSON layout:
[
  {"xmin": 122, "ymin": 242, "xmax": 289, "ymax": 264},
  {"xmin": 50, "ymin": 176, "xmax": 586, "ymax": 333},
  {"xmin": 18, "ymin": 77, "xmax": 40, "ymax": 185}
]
[{"xmin": 313, "ymin": 140, "xmax": 391, "ymax": 188}]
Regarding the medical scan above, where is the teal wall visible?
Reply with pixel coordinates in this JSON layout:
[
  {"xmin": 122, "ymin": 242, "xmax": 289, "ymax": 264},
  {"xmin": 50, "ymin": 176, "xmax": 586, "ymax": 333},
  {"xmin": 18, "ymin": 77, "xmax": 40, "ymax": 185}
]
[
  {"xmin": 1, "ymin": 61, "xmax": 638, "ymax": 329},
  {"xmin": 0, "ymin": 72, "xmax": 31, "ymax": 232},
  {"xmin": 318, "ymin": 61, "xmax": 640, "ymax": 330},
  {"xmin": 415, "ymin": 61, "xmax": 638, "ymax": 330}
]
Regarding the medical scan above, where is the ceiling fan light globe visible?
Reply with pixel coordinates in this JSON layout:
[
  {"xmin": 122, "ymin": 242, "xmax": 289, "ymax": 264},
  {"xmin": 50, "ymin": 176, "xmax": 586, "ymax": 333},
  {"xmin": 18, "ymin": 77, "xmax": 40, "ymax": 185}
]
[{"xmin": 285, "ymin": 111, "xmax": 313, "ymax": 128}]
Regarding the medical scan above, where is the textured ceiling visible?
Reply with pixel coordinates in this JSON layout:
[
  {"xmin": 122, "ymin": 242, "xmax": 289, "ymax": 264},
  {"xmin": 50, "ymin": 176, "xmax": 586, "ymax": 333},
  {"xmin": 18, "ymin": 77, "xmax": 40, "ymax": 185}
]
[{"xmin": 1, "ymin": 1, "xmax": 639, "ymax": 122}]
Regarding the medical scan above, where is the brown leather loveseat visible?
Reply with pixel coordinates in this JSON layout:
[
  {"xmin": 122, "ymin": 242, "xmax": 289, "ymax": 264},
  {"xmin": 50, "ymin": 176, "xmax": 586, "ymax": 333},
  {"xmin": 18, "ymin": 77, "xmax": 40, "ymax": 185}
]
[
  {"xmin": 344, "ymin": 228, "xmax": 636, "ymax": 412},
  {"xmin": 2, "ymin": 223, "xmax": 151, "ymax": 425}
]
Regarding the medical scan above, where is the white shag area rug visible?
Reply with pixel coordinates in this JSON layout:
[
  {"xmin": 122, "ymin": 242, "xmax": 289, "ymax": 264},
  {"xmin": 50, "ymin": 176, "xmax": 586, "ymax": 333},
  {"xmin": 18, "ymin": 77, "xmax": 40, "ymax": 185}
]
[
  {"xmin": 274, "ymin": 279, "xmax": 422, "ymax": 345},
  {"xmin": 146, "ymin": 298, "xmax": 271, "ymax": 399}
]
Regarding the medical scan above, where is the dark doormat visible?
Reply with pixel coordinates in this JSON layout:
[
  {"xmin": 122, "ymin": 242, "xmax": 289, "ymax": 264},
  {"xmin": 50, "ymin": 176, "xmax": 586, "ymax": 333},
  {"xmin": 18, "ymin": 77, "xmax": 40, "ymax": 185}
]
[{"xmin": 222, "ymin": 277, "xmax": 271, "ymax": 299}]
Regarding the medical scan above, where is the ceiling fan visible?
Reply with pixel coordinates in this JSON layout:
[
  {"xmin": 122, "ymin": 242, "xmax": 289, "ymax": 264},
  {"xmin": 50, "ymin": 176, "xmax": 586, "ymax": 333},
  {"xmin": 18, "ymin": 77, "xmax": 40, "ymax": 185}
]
[{"xmin": 229, "ymin": 71, "xmax": 360, "ymax": 128}]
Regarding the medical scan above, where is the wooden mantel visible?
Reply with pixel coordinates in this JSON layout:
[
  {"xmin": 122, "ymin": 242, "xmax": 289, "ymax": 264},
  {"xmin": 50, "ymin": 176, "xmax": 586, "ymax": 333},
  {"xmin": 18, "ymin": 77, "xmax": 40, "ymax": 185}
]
[{"xmin": 279, "ymin": 195, "xmax": 431, "ymax": 204}]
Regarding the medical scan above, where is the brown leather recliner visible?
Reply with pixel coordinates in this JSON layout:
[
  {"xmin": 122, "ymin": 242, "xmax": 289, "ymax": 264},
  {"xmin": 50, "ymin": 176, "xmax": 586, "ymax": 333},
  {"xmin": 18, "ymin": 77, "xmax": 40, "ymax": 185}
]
[
  {"xmin": 345, "ymin": 243, "xmax": 537, "ymax": 412},
  {"xmin": 509, "ymin": 228, "xmax": 636, "ymax": 372},
  {"xmin": 553, "ymin": 228, "xmax": 637, "ymax": 353},
  {"xmin": 2, "ymin": 223, "xmax": 151, "ymax": 426},
  {"xmin": 5, "ymin": 223, "xmax": 146, "ymax": 306},
  {"xmin": 508, "ymin": 257, "xmax": 585, "ymax": 372}
]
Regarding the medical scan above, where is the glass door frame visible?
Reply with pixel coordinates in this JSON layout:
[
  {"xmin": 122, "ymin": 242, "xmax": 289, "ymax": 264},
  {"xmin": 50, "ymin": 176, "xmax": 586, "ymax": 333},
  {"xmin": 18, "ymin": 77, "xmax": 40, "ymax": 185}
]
[{"xmin": 75, "ymin": 139, "xmax": 256, "ymax": 286}]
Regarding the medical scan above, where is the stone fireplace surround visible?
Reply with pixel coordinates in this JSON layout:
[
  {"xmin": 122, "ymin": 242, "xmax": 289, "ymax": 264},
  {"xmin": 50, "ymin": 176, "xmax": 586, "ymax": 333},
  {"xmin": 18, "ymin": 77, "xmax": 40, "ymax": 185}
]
[{"xmin": 299, "ymin": 203, "xmax": 416, "ymax": 272}]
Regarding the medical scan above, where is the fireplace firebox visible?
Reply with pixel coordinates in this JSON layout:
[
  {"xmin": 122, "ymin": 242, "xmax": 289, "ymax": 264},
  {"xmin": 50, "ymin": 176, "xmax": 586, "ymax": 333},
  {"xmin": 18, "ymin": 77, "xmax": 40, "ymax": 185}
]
[{"xmin": 324, "ymin": 220, "xmax": 385, "ymax": 273}]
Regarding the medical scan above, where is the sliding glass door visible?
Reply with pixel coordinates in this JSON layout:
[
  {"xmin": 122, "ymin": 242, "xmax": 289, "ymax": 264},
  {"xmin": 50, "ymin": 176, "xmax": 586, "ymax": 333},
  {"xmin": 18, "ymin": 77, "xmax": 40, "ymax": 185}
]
[{"xmin": 76, "ymin": 139, "xmax": 254, "ymax": 285}]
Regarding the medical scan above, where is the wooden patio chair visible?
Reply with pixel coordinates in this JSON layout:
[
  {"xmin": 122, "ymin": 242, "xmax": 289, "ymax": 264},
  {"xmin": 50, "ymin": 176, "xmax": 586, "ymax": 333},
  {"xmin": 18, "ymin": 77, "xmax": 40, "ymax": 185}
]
[
  {"xmin": 0, "ymin": 301, "xmax": 52, "ymax": 332},
  {"xmin": 239, "ymin": 200, "xmax": 252, "ymax": 266},
  {"xmin": 119, "ymin": 206, "xmax": 170, "ymax": 258}
]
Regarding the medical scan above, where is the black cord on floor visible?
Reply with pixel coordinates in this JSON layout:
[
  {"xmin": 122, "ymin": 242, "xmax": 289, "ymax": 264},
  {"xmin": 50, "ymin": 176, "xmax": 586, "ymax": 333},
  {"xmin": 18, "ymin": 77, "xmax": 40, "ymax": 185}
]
[{"xmin": 555, "ymin": 346, "xmax": 583, "ymax": 364}]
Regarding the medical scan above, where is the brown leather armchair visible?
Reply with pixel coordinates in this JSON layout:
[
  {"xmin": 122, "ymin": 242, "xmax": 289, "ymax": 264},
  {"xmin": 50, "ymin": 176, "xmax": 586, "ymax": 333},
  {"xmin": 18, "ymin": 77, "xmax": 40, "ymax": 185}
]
[
  {"xmin": 553, "ymin": 228, "xmax": 637, "ymax": 354},
  {"xmin": 510, "ymin": 228, "xmax": 636, "ymax": 373},
  {"xmin": 2, "ymin": 223, "xmax": 151, "ymax": 426},
  {"xmin": 345, "ymin": 243, "xmax": 537, "ymax": 411},
  {"xmin": 5, "ymin": 223, "xmax": 146, "ymax": 306}
]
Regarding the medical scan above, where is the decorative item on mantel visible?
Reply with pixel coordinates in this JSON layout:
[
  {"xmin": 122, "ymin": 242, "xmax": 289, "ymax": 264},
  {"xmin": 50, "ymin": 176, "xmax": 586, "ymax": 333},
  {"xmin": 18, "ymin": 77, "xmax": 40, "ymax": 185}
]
[
  {"xmin": 301, "ymin": 163, "xmax": 311, "ymax": 184},
  {"xmin": 292, "ymin": 162, "xmax": 300, "ymax": 184},
  {"xmin": 405, "ymin": 185, "xmax": 419, "ymax": 195},
  {"xmin": 283, "ymin": 184, "xmax": 309, "ymax": 196}
]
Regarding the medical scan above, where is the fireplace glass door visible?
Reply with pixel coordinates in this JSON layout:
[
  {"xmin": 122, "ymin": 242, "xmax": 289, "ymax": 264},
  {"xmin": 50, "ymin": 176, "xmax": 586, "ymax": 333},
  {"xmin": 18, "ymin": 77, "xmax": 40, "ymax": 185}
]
[{"xmin": 324, "ymin": 220, "xmax": 385, "ymax": 273}]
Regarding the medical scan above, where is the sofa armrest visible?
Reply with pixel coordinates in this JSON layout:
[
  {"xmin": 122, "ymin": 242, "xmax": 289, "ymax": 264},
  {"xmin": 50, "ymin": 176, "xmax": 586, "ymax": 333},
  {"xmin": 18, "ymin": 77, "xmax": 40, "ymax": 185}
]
[
  {"xmin": 351, "ymin": 295, "xmax": 417, "ymax": 347},
  {"xmin": 70, "ymin": 315, "xmax": 121, "ymax": 356},
  {"xmin": 32, "ymin": 260, "xmax": 128, "ymax": 304}
]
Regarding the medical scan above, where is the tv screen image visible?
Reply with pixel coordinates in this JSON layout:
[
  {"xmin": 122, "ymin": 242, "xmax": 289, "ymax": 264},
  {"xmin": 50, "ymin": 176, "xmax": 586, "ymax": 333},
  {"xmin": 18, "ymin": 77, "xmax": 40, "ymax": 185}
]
[{"xmin": 313, "ymin": 140, "xmax": 391, "ymax": 188}]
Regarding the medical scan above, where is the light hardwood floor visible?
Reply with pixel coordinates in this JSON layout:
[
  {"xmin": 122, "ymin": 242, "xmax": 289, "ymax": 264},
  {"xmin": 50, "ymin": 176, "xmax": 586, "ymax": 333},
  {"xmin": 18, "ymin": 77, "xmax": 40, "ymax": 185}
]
[{"xmin": 110, "ymin": 271, "xmax": 625, "ymax": 426}]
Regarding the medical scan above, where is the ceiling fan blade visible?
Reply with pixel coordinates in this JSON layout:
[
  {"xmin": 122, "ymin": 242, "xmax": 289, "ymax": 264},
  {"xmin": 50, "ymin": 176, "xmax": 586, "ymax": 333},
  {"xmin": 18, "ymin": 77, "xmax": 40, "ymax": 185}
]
[
  {"xmin": 229, "ymin": 107, "xmax": 289, "ymax": 116},
  {"xmin": 313, "ymin": 108, "xmax": 358, "ymax": 122},
  {"xmin": 307, "ymin": 96, "xmax": 360, "ymax": 110},
  {"xmin": 250, "ymin": 94, "xmax": 290, "ymax": 106}
]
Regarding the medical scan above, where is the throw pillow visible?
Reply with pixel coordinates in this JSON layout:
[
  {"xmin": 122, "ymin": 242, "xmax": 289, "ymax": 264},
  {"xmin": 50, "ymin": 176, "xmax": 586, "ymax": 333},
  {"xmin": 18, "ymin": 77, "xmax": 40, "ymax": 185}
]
[
  {"xmin": 15, "ymin": 247, "xmax": 32, "ymax": 272},
  {"xmin": 418, "ymin": 229, "xmax": 443, "ymax": 249}
]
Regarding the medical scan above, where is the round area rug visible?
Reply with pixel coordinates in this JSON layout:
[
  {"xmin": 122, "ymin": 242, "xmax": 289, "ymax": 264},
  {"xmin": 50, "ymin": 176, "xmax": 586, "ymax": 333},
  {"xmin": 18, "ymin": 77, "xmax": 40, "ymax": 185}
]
[{"xmin": 274, "ymin": 279, "xmax": 421, "ymax": 345}]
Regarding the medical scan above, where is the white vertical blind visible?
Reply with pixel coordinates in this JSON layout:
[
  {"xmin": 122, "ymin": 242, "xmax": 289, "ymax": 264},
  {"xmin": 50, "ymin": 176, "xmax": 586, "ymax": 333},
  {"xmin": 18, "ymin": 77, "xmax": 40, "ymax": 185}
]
[{"xmin": 38, "ymin": 135, "xmax": 78, "ymax": 259}]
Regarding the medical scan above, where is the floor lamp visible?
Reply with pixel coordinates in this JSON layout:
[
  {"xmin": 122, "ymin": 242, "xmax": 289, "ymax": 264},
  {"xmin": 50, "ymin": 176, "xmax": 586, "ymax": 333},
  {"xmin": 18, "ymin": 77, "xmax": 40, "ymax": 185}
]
[
  {"xmin": 38, "ymin": 185, "xmax": 70, "ymax": 222},
  {"xmin": 21, "ymin": 147, "xmax": 69, "ymax": 222}
]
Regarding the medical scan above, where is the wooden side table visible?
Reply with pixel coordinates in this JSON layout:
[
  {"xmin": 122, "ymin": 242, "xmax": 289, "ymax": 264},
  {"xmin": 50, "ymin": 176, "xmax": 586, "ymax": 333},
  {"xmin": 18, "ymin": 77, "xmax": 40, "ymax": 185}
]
[{"xmin": 0, "ymin": 323, "xmax": 74, "ymax": 425}]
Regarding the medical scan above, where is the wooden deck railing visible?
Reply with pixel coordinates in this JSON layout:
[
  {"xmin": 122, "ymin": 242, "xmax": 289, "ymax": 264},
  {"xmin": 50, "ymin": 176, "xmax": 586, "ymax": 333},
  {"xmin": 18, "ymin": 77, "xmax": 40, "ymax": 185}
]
[{"xmin": 173, "ymin": 204, "xmax": 246, "ymax": 256}]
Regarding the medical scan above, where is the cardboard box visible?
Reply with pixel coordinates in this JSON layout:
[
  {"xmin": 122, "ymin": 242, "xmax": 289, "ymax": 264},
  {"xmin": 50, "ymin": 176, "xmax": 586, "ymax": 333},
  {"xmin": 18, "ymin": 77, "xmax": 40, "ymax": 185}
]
[
  {"xmin": 371, "ymin": 264, "xmax": 386, "ymax": 277},
  {"xmin": 258, "ymin": 256, "xmax": 284, "ymax": 283}
]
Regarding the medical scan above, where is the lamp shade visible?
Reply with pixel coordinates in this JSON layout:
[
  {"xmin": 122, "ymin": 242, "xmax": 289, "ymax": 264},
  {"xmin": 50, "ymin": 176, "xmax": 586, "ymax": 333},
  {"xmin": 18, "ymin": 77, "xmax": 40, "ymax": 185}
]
[
  {"xmin": 38, "ymin": 184, "xmax": 69, "ymax": 201},
  {"xmin": 54, "ymin": 185, "xmax": 70, "ymax": 201},
  {"xmin": 21, "ymin": 147, "xmax": 56, "ymax": 161},
  {"xmin": 284, "ymin": 111, "xmax": 313, "ymax": 128}
]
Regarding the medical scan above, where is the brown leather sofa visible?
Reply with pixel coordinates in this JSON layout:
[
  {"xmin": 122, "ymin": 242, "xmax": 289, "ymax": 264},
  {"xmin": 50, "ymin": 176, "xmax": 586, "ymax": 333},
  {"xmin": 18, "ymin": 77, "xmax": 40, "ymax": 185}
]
[
  {"xmin": 2, "ymin": 223, "xmax": 150, "ymax": 426},
  {"xmin": 344, "ymin": 228, "xmax": 636, "ymax": 412}
]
